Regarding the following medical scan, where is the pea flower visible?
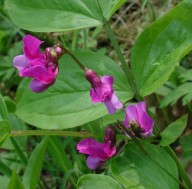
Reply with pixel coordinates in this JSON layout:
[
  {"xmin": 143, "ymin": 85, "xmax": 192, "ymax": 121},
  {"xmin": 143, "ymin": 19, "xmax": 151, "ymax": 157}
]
[
  {"xmin": 85, "ymin": 69, "xmax": 123, "ymax": 114},
  {"xmin": 77, "ymin": 127, "xmax": 116, "ymax": 170},
  {"xmin": 124, "ymin": 102, "xmax": 154, "ymax": 136},
  {"xmin": 13, "ymin": 35, "xmax": 64, "ymax": 92}
]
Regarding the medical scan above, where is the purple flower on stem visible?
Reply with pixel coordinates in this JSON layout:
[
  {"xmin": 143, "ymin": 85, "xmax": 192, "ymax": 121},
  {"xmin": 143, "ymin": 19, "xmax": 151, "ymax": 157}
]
[
  {"xmin": 85, "ymin": 69, "xmax": 123, "ymax": 114},
  {"xmin": 124, "ymin": 102, "xmax": 154, "ymax": 136},
  {"xmin": 77, "ymin": 127, "xmax": 116, "ymax": 170},
  {"xmin": 13, "ymin": 35, "xmax": 63, "ymax": 92}
]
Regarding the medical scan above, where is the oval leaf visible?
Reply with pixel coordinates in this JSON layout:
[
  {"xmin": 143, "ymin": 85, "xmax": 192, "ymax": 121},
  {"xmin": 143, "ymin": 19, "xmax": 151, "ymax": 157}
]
[
  {"xmin": 160, "ymin": 115, "xmax": 188, "ymax": 147},
  {"xmin": 6, "ymin": 0, "xmax": 125, "ymax": 32},
  {"xmin": 16, "ymin": 51, "xmax": 133, "ymax": 129},
  {"xmin": 131, "ymin": 0, "xmax": 192, "ymax": 96},
  {"xmin": 111, "ymin": 142, "xmax": 179, "ymax": 189},
  {"xmin": 77, "ymin": 174, "xmax": 123, "ymax": 189}
]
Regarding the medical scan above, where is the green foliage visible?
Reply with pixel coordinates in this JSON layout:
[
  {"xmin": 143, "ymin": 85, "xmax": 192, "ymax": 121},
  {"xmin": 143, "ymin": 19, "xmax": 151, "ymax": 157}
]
[
  {"xmin": 160, "ymin": 67, "xmax": 192, "ymax": 107},
  {"xmin": 111, "ymin": 142, "xmax": 179, "ymax": 189},
  {"xmin": 180, "ymin": 133, "xmax": 192, "ymax": 159},
  {"xmin": 131, "ymin": 0, "xmax": 192, "ymax": 96},
  {"xmin": 77, "ymin": 174, "xmax": 124, "ymax": 189},
  {"xmin": 16, "ymin": 51, "xmax": 133, "ymax": 129},
  {"xmin": 8, "ymin": 167, "xmax": 24, "ymax": 189},
  {"xmin": 6, "ymin": 0, "xmax": 126, "ymax": 32},
  {"xmin": 160, "ymin": 115, "xmax": 188, "ymax": 147},
  {"xmin": 23, "ymin": 137, "xmax": 48, "ymax": 189}
]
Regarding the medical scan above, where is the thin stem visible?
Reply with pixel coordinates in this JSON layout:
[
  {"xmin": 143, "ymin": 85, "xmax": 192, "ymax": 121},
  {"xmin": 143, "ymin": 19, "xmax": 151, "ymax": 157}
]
[
  {"xmin": 118, "ymin": 122, "xmax": 187, "ymax": 189},
  {"xmin": 62, "ymin": 47, "xmax": 86, "ymax": 70},
  {"xmin": 72, "ymin": 30, "xmax": 79, "ymax": 50},
  {"xmin": 156, "ymin": 94, "xmax": 171, "ymax": 124},
  {"xmin": 10, "ymin": 130, "xmax": 158, "ymax": 142},
  {"xmin": 165, "ymin": 146, "xmax": 192, "ymax": 189},
  {"xmin": 96, "ymin": 0, "xmax": 142, "ymax": 101}
]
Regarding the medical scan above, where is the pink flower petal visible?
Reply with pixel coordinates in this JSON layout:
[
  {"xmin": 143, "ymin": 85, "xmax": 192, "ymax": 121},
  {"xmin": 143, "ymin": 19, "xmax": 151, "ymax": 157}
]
[
  {"xmin": 90, "ymin": 88, "xmax": 101, "ymax": 103},
  {"xmin": 86, "ymin": 156, "xmax": 103, "ymax": 170},
  {"xmin": 13, "ymin": 55, "xmax": 30, "ymax": 76},
  {"xmin": 124, "ymin": 105, "xmax": 139, "ymax": 127},
  {"xmin": 104, "ymin": 142, "xmax": 116, "ymax": 157},
  {"xmin": 104, "ymin": 98, "xmax": 117, "ymax": 114},
  {"xmin": 139, "ymin": 112, "xmax": 154, "ymax": 136},
  {"xmin": 30, "ymin": 79, "xmax": 50, "ymax": 93},
  {"xmin": 22, "ymin": 65, "xmax": 56, "ymax": 84},
  {"xmin": 23, "ymin": 35, "xmax": 44, "ymax": 60},
  {"xmin": 101, "ymin": 76, "xmax": 114, "ymax": 85},
  {"xmin": 77, "ymin": 138, "xmax": 108, "ymax": 160}
]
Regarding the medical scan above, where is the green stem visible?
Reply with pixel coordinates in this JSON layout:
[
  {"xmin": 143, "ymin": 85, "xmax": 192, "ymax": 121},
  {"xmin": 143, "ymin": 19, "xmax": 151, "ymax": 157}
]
[
  {"xmin": 104, "ymin": 20, "xmax": 142, "ymax": 100},
  {"xmin": 119, "ymin": 123, "xmax": 187, "ymax": 189},
  {"xmin": 83, "ymin": 28, "xmax": 88, "ymax": 49},
  {"xmin": 156, "ymin": 94, "xmax": 171, "ymax": 124},
  {"xmin": 62, "ymin": 47, "xmax": 86, "ymax": 70},
  {"xmin": 10, "ymin": 130, "xmax": 158, "ymax": 142},
  {"xmin": 72, "ymin": 30, "xmax": 79, "ymax": 50},
  {"xmin": 96, "ymin": 0, "xmax": 142, "ymax": 101},
  {"xmin": 165, "ymin": 146, "xmax": 192, "ymax": 189}
]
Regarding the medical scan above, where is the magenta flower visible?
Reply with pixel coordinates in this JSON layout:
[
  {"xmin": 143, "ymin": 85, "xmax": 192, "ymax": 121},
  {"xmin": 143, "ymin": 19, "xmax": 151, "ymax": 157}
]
[
  {"xmin": 13, "ymin": 35, "xmax": 63, "ymax": 92},
  {"xmin": 85, "ymin": 69, "xmax": 123, "ymax": 114},
  {"xmin": 77, "ymin": 127, "xmax": 116, "ymax": 170},
  {"xmin": 124, "ymin": 102, "xmax": 154, "ymax": 136}
]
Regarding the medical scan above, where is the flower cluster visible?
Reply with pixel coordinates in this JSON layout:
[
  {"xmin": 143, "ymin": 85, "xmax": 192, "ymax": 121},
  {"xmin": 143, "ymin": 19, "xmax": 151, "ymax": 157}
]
[
  {"xmin": 13, "ymin": 35, "xmax": 64, "ymax": 92},
  {"xmin": 13, "ymin": 35, "xmax": 154, "ymax": 170},
  {"xmin": 77, "ymin": 127, "xmax": 116, "ymax": 170}
]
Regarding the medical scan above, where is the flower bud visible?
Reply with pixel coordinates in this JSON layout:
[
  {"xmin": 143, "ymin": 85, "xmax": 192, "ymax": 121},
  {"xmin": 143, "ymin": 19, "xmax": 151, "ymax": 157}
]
[
  {"xmin": 53, "ymin": 44, "xmax": 64, "ymax": 59},
  {"xmin": 85, "ymin": 69, "xmax": 101, "ymax": 87},
  {"xmin": 104, "ymin": 126, "xmax": 116, "ymax": 148},
  {"xmin": 45, "ymin": 47, "xmax": 58, "ymax": 64}
]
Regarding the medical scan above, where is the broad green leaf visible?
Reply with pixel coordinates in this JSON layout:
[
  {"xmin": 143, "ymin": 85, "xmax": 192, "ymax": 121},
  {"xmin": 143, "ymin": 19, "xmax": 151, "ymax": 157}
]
[
  {"xmin": 0, "ymin": 95, "xmax": 8, "ymax": 120},
  {"xmin": 6, "ymin": 0, "xmax": 125, "ymax": 32},
  {"xmin": 131, "ymin": 0, "xmax": 192, "ymax": 96},
  {"xmin": 16, "ymin": 51, "xmax": 133, "ymax": 129},
  {"xmin": 111, "ymin": 142, "xmax": 178, "ymax": 189},
  {"xmin": 77, "ymin": 174, "xmax": 123, "ymax": 189},
  {"xmin": 23, "ymin": 137, "xmax": 48, "ymax": 189},
  {"xmin": 180, "ymin": 133, "xmax": 192, "ymax": 159},
  {"xmin": 0, "ymin": 120, "xmax": 11, "ymax": 146},
  {"xmin": 8, "ymin": 167, "xmax": 24, "ymax": 189},
  {"xmin": 160, "ymin": 83, "xmax": 192, "ymax": 107},
  {"xmin": 160, "ymin": 115, "xmax": 188, "ymax": 147}
]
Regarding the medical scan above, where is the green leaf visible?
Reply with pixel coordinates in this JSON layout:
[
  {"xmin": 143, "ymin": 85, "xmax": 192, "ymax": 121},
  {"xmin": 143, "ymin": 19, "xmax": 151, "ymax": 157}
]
[
  {"xmin": 180, "ymin": 133, "xmax": 192, "ymax": 159},
  {"xmin": 23, "ymin": 137, "xmax": 48, "ymax": 189},
  {"xmin": 0, "ymin": 120, "xmax": 11, "ymax": 146},
  {"xmin": 0, "ymin": 95, "xmax": 8, "ymax": 120},
  {"xmin": 131, "ymin": 0, "xmax": 192, "ymax": 96},
  {"xmin": 8, "ymin": 167, "xmax": 24, "ymax": 189},
  {"xmin": 111, "ymin": 142, "xmax": 179, "ymax": 189},
  {"xmin": 160, "ymin": 115, "xmax": 188, "ymax": 147},
  {"xmin": 0, "ymin": 176, "xmax": 10, "ymax": 189},
  {"xmin": 0, "ymin": 161, "xmax": 12, "ymax": 176},
  {"xmin": 77, "ymin": 174, "xmax": 124, "ymax": 189},
  {"xmin": 2, "ymin": 115, "xmax": 27, "ymax": 150},
  {"xmin": 160, "ymin": 83, "xmax": 192, "ymax": 107},
  {"xmin": 16, "ymin": 51, "xmax": 133, "ymax": 129},
  {"xmin": 48, "ymin": 136, "xmax": 73, "ymax": 171},
  {"xmin": 6, "ymin": 0, "xmax": 125, "ymax": 32}
]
